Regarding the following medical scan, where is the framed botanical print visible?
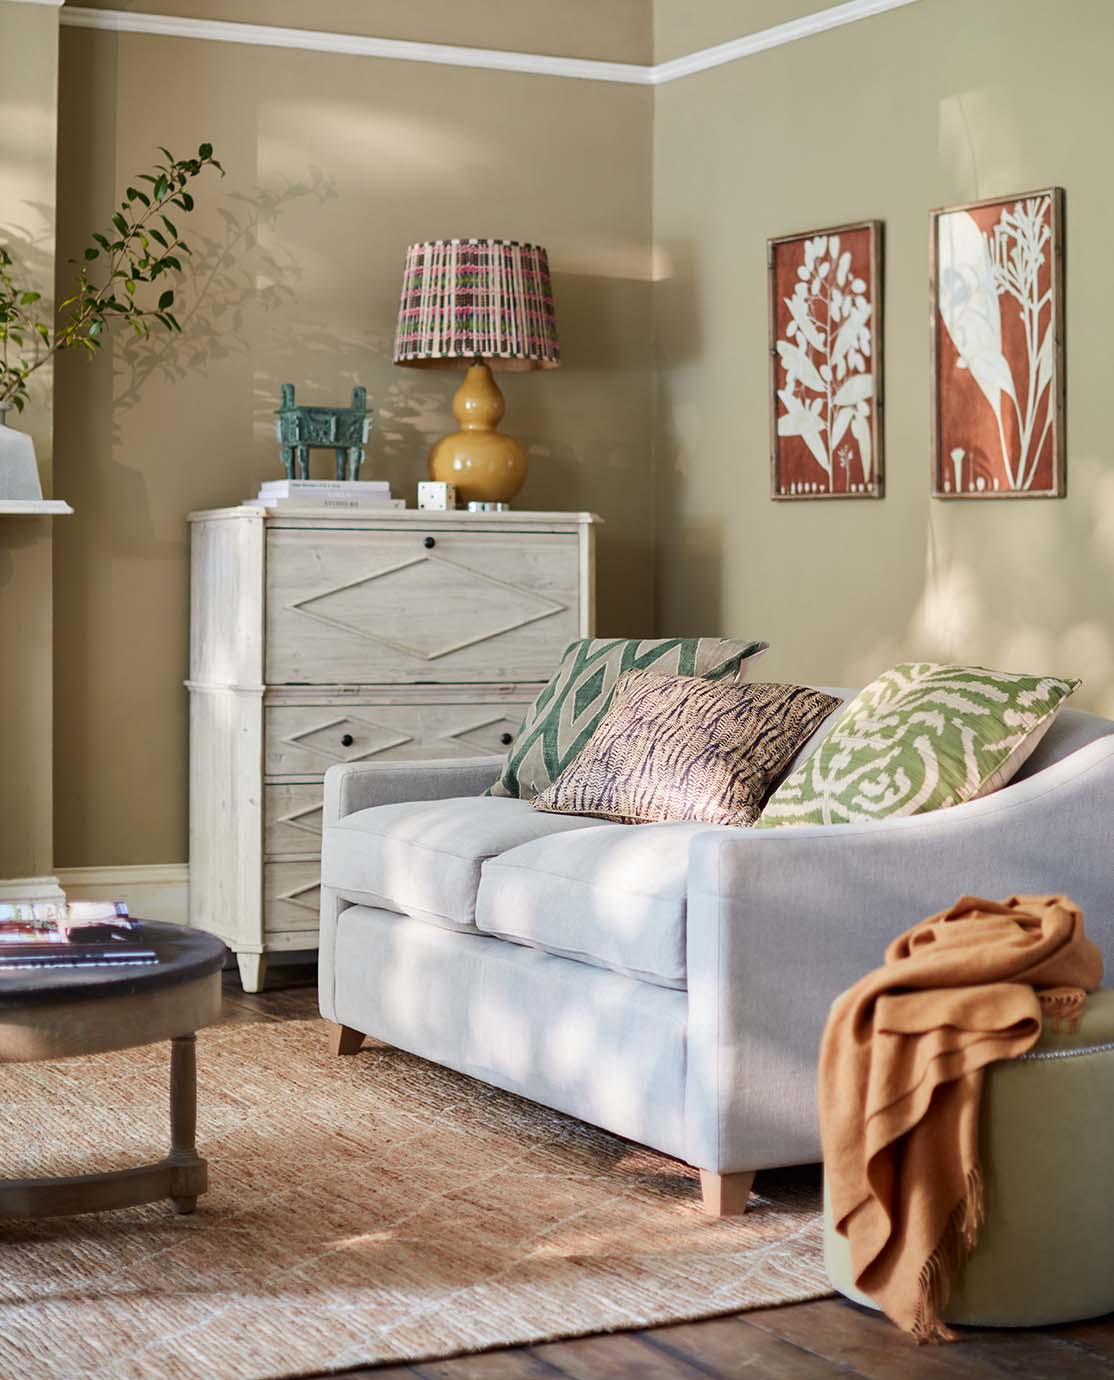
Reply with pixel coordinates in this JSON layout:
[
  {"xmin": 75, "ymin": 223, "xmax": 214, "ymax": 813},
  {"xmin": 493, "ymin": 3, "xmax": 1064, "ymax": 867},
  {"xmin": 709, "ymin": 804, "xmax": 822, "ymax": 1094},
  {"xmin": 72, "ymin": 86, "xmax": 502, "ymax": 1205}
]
[
  {"xmin": 768, "ymin": 220, "xmax": 883, "ymax": 499},
  {"xmin": 931, "ymin": 187, "xmax": 1064, "ymax": 498}
]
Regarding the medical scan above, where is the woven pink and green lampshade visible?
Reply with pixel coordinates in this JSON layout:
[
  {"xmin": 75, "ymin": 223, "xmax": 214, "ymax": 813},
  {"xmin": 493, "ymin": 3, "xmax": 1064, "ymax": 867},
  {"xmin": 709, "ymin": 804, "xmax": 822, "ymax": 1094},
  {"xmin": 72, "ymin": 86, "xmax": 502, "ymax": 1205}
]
[{"xmin": 393, "ymin": 238, "xmax": 560, "ymax": 373}]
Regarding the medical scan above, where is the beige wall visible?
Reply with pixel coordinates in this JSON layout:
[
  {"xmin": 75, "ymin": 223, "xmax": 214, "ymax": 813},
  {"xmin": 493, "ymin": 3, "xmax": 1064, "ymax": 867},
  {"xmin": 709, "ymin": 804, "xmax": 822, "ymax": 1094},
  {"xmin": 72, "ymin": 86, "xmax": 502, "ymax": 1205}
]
[
  {"xmin": 53, "ymin": 22, "xmax": 654, "ymax": 868},
  {"xmin": 653, "ymin": 0, "xmax": 1114, "ymax": 714},
  {"xmin": 0, "ymin": 0, "xmax": 59, "ymax": 882}
]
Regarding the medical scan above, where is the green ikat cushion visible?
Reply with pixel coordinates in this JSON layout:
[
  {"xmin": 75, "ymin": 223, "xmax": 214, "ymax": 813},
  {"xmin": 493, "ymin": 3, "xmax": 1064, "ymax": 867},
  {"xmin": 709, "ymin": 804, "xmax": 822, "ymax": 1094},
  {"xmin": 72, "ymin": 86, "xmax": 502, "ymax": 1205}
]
[
  {"xmin": 756, "ymin": 662, "xmax": 1079, "ymax": 828},
  {"xmin": 488, "ymin": 636, "xmax": 769, "ymax": 802}
]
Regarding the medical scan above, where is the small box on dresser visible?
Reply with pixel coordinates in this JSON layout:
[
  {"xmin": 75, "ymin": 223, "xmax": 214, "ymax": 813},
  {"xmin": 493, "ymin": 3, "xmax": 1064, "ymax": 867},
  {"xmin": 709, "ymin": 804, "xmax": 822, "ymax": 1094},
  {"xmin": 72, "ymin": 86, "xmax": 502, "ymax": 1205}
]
[{"xmin": 187, "ymin": 507, "xmax": 599, "ymax": 990}]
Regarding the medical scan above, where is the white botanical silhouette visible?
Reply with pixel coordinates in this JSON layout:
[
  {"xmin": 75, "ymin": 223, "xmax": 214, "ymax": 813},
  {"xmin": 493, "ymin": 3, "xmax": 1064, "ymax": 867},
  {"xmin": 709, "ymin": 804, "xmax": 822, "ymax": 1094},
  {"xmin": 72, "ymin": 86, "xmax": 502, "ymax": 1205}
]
[
  {"xmin": 937, "ymin": 195, "xmax": 1054, "ymax": 492},
  {"xmin": 775, "ymin": 233, "xmax": 874, "ymax": 493}
]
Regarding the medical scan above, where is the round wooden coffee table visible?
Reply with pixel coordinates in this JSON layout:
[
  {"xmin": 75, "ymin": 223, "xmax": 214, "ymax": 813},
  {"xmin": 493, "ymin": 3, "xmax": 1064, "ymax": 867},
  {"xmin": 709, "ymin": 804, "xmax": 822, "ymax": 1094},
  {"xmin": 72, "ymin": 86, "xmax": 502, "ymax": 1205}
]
[{"xmin": 0, "ymin": 920, "xmax": 225, "ymax": 1220}]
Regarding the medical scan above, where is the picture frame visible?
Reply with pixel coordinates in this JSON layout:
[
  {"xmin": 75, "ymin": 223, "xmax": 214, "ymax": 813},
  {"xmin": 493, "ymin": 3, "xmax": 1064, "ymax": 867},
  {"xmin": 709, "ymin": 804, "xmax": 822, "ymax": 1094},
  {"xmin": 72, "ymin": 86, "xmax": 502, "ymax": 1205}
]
[
  {"xmin": 930, "ymin": 187, "xmax": 1065, "ymax": 499},
  {"xmin": 768, "ymin": 219, "xmax": 884, "ymax": 500}
]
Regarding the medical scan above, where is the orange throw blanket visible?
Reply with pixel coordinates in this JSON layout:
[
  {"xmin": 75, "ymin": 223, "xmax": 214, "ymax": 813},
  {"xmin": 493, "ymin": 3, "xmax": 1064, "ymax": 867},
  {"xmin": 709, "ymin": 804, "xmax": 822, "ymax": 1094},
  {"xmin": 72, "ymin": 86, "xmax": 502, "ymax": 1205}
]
[{"xmin": 821, "ymin": 894, "xmax": 1103, "ymax": 1343}]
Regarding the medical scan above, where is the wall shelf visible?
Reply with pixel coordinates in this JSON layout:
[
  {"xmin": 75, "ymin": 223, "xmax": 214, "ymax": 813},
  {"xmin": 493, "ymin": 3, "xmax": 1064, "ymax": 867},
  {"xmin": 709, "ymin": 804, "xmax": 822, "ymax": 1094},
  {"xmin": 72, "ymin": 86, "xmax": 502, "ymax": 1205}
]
[{"xmin": 0, "ymin": 500, "xmax": 73, "ymax": 515}]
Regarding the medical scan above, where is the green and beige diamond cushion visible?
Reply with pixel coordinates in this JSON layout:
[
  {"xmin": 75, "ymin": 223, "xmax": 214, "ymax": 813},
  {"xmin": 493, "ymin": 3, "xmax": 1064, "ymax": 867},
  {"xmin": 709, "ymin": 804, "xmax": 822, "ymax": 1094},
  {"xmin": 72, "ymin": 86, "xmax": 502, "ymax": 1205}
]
[
  {"xmin": 488, "ymin": 637, "xmax": 769, "ymax": 801},
  {"xmin": 757, "ymin": 662, "xmax": 1079, "ymax": 828}
]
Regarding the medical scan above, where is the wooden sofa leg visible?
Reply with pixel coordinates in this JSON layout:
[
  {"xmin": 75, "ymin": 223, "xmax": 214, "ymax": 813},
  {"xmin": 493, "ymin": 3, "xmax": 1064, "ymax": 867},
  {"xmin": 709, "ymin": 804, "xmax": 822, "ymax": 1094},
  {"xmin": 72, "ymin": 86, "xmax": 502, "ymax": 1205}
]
[
  {"xmin": 327, "ymin": 1022, "xmax": 365, "ymax": 1056},
  {"xmin": 699, "ymin": 1169, "xmax": 756, "ymax": 1216}
]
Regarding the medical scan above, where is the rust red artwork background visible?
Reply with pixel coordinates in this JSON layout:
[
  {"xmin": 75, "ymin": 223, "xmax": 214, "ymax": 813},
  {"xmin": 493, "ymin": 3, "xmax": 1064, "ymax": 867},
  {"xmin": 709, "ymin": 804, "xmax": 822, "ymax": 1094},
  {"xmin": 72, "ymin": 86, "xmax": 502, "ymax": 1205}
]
[
  {"xmin": 932, "ymin": 192, "xmax": 1061, "ymax": 497},
  {"xmin": 770, "ymin": 224, "xmax": 880, "ymax": 499}
]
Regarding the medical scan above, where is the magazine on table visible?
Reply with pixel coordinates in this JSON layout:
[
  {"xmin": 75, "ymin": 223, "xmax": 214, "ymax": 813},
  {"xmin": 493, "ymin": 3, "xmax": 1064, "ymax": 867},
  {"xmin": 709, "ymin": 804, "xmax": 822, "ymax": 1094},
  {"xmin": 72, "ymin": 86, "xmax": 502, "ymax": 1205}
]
[{"xmin": 0, "ymin": 901, "xmax": 157, "ymax": 970}]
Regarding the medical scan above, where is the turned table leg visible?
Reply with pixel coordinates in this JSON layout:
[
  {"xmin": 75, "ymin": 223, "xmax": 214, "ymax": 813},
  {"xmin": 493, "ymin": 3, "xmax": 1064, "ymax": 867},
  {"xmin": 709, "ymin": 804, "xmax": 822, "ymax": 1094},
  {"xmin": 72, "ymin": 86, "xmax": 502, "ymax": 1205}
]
[{"xmin": 168, "ymin": 1033, "xmax": 207, "ymax": 1214}]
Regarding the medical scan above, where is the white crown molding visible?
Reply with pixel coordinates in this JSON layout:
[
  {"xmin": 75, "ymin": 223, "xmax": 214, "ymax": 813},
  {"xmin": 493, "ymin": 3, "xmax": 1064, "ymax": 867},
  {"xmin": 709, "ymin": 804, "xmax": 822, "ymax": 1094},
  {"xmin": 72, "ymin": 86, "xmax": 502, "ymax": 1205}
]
[
  {"xmin": 60, "ymin": 7, "xmax": 653, "ymax": 83},
  {"xmin": 8, "ymin": 2, "xmax": 67, "ymax": 8},
  {"xmin": 61, "ymin": 0, "xmax": 923, "ymax": 85},
  {"xmin": 650, "ymin": 0, "xmax": 923, "ymax": 83}
]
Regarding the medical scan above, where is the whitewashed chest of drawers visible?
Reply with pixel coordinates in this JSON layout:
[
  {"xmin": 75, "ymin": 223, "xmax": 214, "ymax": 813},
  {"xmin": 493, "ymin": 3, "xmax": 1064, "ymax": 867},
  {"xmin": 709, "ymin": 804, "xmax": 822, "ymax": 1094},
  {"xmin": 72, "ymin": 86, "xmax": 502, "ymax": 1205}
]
[{"xmin": 187, "ymin": 507, "xmax": 598, "ymax": 990}]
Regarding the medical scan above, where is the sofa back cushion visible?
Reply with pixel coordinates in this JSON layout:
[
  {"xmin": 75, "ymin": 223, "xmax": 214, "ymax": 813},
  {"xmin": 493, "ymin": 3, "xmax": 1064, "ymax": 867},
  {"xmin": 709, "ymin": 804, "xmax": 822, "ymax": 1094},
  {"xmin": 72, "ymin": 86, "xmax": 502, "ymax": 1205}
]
[
  {"xmin": 757, "ymin": 662, "xmax": 1079, "ymax": 828},
  {"xmin": 487, "ymin": 636, "xmax": 768, "ymax": 802}
]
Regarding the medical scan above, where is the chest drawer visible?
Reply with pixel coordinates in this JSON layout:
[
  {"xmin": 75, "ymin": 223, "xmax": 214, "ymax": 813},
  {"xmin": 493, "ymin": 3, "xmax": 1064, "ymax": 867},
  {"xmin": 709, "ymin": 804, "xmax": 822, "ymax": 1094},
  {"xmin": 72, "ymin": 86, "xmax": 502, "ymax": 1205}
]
[
  {"xmin": 265, "ymin": 527, "xmax": 579, "ymax": 684},
  {"xmin": 264, "ymin": 698, "xmax": 530, "ymax": 779},
  {"xmin": 264, "ymin": 782, "xmax": 323, "ymax": 856}
]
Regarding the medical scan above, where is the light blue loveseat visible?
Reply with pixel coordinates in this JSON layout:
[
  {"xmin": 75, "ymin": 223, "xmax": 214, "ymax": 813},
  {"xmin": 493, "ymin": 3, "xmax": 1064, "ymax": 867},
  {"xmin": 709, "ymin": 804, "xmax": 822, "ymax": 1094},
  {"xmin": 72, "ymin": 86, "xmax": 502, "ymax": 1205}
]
[{"xmin": 317, "ymin": 691, "xmax": 1114, "ymax": 1214}]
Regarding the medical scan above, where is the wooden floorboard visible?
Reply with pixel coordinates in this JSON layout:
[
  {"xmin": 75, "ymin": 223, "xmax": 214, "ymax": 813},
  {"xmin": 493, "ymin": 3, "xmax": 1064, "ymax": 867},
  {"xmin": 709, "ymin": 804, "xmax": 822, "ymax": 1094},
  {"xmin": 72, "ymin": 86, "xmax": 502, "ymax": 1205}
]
[{"xmin": 220, "ymin": 972, "xmax": 1114, "ymax": 1379}]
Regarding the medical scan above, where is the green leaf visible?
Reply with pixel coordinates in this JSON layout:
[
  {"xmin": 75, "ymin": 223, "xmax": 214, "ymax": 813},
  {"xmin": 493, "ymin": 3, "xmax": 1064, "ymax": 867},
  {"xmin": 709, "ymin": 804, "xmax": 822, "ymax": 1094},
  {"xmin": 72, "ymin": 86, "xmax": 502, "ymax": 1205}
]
[
  {"xmin": 163, "ymin": 256, "xmax": 182, "ymax": 273},
  {"xmin": 125, "ymin": 279, "xmax": 136, "ymax": 297},
  {"xmin": 158, "ymin": 289, "xmax": 174, "ymax": 310},
  {"xmin": 158, "ymin": 146, "xmax": 174, "ymax": 163},
  {"xmin": 138, "ymin": 173, "xmax": 158, "ymax": 186},
  {"xmin": 93, "ymin": 233, "xmax": 110, "ymax": 250},
  {"xmin": 149, "ymin": 228, "xmax": 167, "ymax": 249},
  {"xmin": 20, "ymin": 291, "xmax": 41, "ymax": 305},
  {"xmin": 84, "ymin": 247, "xmax": 99, "ymax": 261},
  {"xmin": 154, "ymin": 174, "xmax": 169, "ymax": 200},
  {"xmin": 179, "ymin": 192, "xmax": 194, "ymax": 212},
  {"xmin": 199, "ymin": 142, "xmax": 213, "ymax": 159},
  {"xmin": 112, "ymin": 212, "xmax": 128, "ymax": 236},
  {"xmin": 161, "ymin": 215, "xmax": 178, "ymax": 239},
  {"xmin": 89, "ymin": 320, "xmax": 103, "ymax": 338}
]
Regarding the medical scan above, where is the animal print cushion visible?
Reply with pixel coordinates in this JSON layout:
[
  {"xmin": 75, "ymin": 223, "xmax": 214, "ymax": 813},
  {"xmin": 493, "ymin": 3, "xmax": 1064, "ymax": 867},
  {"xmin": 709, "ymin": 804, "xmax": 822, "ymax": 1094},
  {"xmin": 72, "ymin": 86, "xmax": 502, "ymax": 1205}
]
[
  {"xmin": 488, "ymin": 637, "xmax": 768, "ymax": 802},
  {"xmin": 757, "ymin": 661, "xmax": 1079, "ymax": 827},
  {"xmin": 531, "ymin": 671, "xmax": 839, "ymax": 827}
]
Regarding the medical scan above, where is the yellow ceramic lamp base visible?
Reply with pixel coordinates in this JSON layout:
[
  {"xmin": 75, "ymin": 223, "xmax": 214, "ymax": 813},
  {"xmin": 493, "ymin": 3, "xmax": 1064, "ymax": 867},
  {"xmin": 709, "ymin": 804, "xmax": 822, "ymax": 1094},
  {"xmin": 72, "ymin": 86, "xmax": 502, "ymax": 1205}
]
[{"xmin": 428, "ymin": 362, "xmax": 527, "ymax": 505}]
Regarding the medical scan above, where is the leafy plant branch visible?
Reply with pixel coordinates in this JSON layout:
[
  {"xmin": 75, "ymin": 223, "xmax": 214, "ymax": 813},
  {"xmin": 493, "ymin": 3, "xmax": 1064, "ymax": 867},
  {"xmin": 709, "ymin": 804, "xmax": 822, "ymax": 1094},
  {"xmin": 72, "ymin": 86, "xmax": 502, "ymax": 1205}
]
[{"xmin": 0, "ymin": 143, "xmax": 223, "ymax": 413}]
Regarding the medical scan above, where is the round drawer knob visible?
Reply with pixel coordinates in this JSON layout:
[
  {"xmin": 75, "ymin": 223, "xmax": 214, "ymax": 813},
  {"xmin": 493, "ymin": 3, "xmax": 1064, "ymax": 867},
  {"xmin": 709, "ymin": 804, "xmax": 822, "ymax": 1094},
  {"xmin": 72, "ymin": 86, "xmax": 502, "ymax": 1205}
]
[
  {"xmin": 340, "ymin": 733, "xmax": 355, "ymax": 747},
  {"xmin": 500, "ymin": 732, "xmax": 514, "ymax": 746},
  {"xmin": 423, "ymin": 536, "xmax": 436, "ymax": 549}
]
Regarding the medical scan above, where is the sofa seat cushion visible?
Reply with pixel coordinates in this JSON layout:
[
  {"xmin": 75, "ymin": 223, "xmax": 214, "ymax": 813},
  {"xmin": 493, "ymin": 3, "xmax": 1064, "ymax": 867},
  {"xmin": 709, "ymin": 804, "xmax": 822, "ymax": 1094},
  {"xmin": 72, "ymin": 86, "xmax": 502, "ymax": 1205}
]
[
  {"xmin": 323, "ymin": 796, "xmax": 603, "ymax": 931},
  {"xmin": 475, "ymin": 820, "xmax": 734, "ymax": 989}
]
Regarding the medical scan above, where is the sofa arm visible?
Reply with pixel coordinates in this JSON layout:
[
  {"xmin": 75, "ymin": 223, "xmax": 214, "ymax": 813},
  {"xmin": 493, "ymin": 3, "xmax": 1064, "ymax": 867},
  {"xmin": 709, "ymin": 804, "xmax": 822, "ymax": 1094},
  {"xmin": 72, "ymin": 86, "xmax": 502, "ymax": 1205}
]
[
  {"xmin": 318, "ymin": 755, "xmax": 502, "ymax": 1022},
  {"xmin": 323, "ymin": 756, "xmax": 504, "ymax": 825},
  {"xmin": 683, "ymin": 736, "xmax": 1114, "ymax": 1175}
]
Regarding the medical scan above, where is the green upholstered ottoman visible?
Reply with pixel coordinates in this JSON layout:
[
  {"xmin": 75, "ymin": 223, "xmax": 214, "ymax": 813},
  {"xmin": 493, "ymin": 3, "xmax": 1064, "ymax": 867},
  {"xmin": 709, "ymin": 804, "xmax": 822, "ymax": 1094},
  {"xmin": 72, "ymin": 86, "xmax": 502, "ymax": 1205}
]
[{"xmin": 824, "ymin": 988, "xmax": 1114, "ymax": 1328}]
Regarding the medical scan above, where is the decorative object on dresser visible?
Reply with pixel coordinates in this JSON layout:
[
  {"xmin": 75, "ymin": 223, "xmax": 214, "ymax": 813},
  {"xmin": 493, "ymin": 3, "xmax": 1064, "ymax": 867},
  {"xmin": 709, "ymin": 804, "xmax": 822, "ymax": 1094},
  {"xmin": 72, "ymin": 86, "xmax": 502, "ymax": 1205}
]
[
  {"xmin": 417, "ymin": 480, "xmax": 456, "ymax": 511},
  {"xmin": 393, "ymin": 238, "xmax": 559, "ymax": 506},
  {"xmin": 931, "ymin": 188, "xmax": 1064, "ymax": 498},
  {"xmin": 188, "ymin": 505, "xmax": 598, "ymax": 991},
  {"xmin": 768, "ymin": 221, "xmax": 883, "ymax": 499},
  {"xmin": 274, "ymin": 383, "xmax": 373, "ymax": 481}
]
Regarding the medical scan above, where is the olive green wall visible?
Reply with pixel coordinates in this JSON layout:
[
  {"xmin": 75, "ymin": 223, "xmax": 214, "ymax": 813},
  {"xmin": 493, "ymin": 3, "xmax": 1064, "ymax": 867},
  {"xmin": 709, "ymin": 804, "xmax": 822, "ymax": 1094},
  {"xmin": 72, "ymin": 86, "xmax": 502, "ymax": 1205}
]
[
  {"xmin": 53, "ymin": 17, "xmax": 654, "ymax": 867},
  {"xmin": 49, "ymin": 0, "xmax": 1114, "ymax": 870},
  {"xmin": 0, "ymin": 0, "xmax": 59, "ymax": 883},
  {"xmin": 653, "ymin": 0, "xmax": 849, "ymax": 61},
  {"xmin": 653, "ymin": 0, "xmax": 1114, "ymax": 714}
]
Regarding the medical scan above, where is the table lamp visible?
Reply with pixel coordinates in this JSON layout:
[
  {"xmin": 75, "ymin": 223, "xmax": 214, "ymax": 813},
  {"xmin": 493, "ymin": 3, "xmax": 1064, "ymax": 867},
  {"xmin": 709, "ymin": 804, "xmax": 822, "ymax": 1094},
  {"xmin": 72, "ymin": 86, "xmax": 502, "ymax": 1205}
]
[{"xmin": 393, "ymin": 238, "xmax": 559, "ymax": 506}]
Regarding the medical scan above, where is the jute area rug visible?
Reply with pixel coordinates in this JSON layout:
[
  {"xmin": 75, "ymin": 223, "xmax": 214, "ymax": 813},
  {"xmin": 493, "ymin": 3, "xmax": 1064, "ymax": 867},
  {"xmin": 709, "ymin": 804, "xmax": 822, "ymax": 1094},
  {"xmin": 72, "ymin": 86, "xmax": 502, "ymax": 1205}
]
[{"xmin": 1, "ymin": 1018, "xmax": 829, "ymax": 1380}]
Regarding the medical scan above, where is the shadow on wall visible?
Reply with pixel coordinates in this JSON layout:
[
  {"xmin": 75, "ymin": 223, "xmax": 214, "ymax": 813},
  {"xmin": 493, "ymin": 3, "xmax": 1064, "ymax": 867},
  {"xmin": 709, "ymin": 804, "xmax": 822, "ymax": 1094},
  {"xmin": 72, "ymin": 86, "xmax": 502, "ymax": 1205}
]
[{"xmin": 114, "ymin": 170, "xmax": 339, "ymax": 444}]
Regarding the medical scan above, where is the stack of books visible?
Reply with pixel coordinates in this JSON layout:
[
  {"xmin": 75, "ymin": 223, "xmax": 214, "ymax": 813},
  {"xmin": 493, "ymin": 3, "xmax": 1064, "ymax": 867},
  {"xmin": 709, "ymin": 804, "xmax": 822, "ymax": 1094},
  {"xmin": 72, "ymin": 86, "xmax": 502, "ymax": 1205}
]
[
  {"xmin": 0, "ymin": 901, "xmax": 157, "ymax": 971},
  {"xmin": 248, "ymin": 479, "xmax": 406, "ymax": 512}
]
